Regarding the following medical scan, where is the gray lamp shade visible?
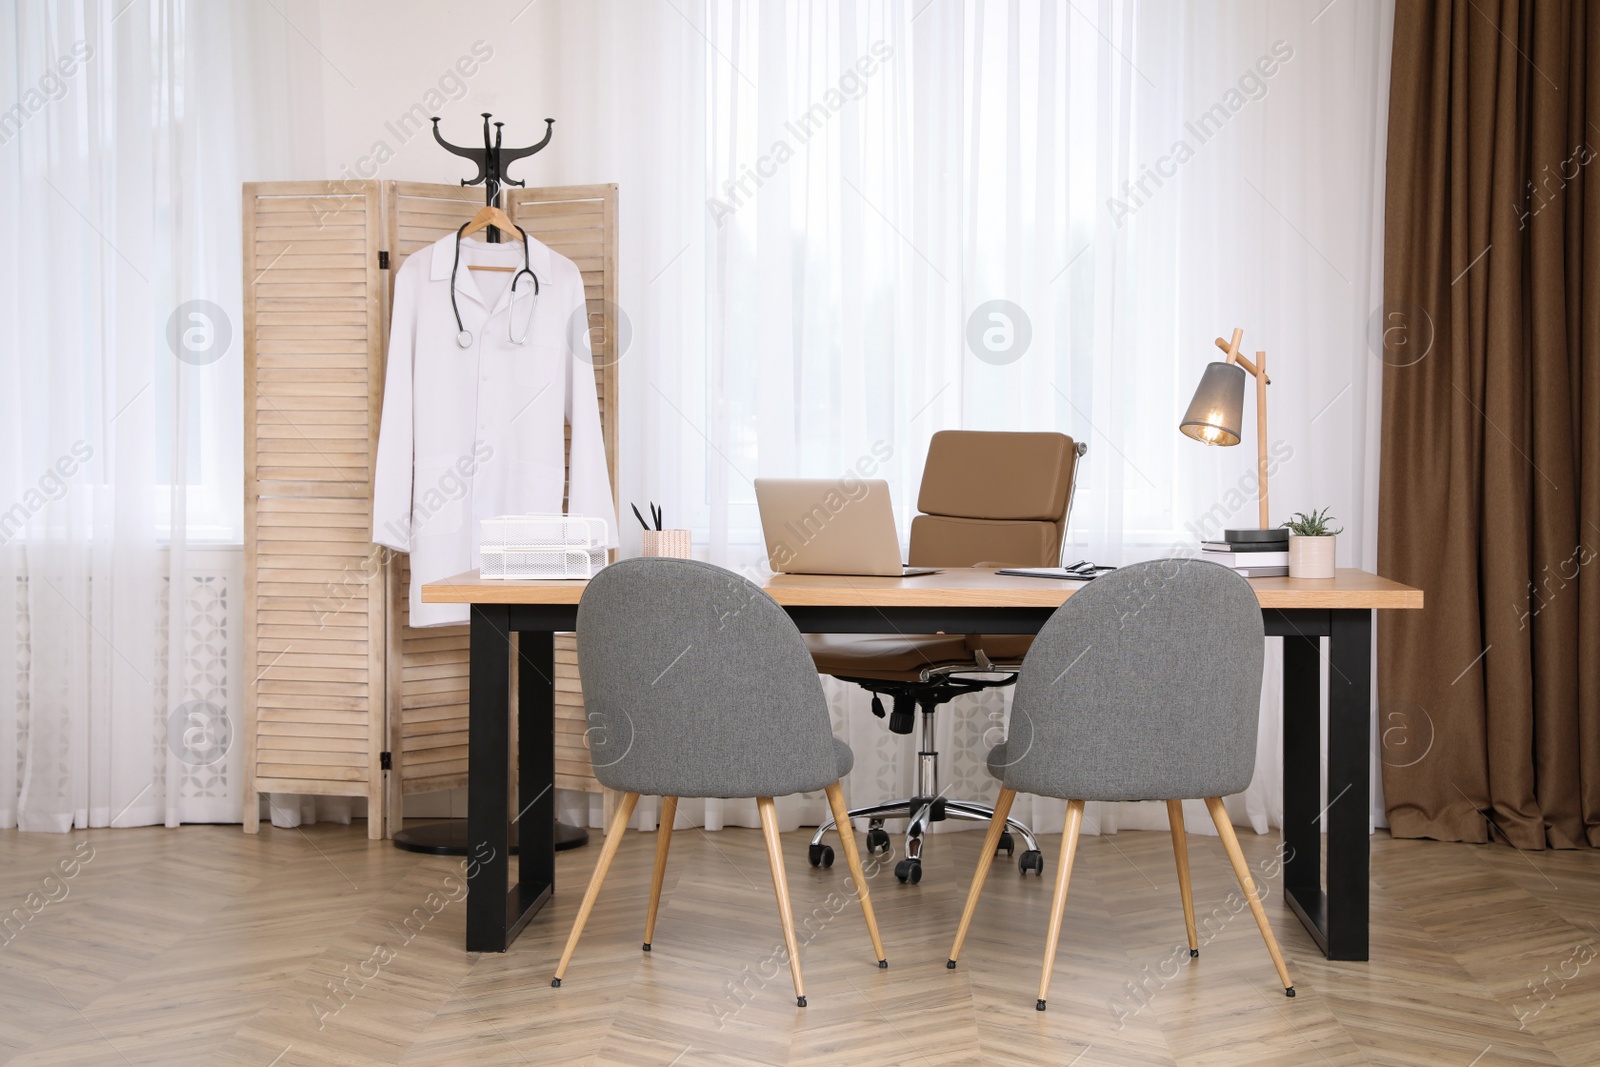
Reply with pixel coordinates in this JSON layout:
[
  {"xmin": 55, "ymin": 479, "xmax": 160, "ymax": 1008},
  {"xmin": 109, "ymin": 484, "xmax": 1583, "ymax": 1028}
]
[{"xmin": 1179, "ymin": 361, "xmax": 1246, "ymax": 446}]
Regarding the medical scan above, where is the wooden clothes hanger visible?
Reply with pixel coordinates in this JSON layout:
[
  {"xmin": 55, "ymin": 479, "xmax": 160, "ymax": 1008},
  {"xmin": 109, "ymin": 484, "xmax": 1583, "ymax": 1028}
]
[{"xmin": 460, "ymin": 204, "xmax": 523, "ymax": 272}]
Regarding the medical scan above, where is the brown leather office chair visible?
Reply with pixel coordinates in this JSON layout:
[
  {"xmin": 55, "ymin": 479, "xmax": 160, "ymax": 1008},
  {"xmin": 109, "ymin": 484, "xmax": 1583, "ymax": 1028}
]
[{"xmin": 805, "ymin": 430, "xmax": 1085, "ymax": 885}]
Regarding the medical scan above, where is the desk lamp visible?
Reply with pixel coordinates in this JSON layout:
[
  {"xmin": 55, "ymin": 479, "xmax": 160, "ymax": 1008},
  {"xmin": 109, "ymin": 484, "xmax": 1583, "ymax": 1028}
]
[{"xmin": 1179, "ymin": 327, "xmax": 1278, "ymax": 542}]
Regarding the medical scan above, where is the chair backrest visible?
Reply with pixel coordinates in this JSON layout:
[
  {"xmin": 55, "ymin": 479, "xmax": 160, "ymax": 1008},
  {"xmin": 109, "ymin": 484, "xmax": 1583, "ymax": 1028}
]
[
  {"xmin": 998, "ymin": 558, "xmax": 1265, "ymax": 802},
  {"xmin": 908, "ymin": 430, "xmax": 1080, "ymax": 567},
  {"xmin": 576, "ymin": 557, "xmax": 843, "ymax": 799}
]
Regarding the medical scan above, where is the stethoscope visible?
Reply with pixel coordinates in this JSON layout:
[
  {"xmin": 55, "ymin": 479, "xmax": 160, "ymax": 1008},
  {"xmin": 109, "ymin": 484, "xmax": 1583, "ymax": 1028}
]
[{"xmin": 450, "ymin": 221, "xmax": 540, "ymax": 348}]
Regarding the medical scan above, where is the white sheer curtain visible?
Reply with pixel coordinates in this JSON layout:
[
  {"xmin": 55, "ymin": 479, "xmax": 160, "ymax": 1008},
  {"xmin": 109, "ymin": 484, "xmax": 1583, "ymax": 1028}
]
[
  {"xmin": 3, "ymin": 0, "xmax": 1393, "ymax": 839},
  {"xmin": 546, "ymin": 0, "xmax": 1394, "ymax": 837},
  {"xmin": 0, "ymin": 1, "xmax": 297, "ymax": 831}
]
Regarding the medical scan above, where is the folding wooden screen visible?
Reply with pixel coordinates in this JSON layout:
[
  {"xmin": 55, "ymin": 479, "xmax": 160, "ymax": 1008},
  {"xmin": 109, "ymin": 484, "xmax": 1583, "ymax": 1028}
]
[
  {"xmin": 242, "ymin": 179, "xmax": 619, "ymax": 838},
  {"xmin": 241, "ymin": 182, "xmax": 388, "ymax": 835}
]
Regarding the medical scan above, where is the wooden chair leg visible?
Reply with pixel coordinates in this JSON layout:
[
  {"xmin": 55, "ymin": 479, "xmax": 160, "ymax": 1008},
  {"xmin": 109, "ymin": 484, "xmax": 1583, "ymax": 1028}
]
[
  {"xmin": 1036, "ymin": 798, "xmax": 1084, "ymax": 1011},
  {"xmin": 552, "ymin": 791, "xmax": 639, "ymax": 987},
  {"xmin": 756, "ymin": 796, "xmax": 808, "ymax": 1006},
  {"xmin": 643, "ymin": 796, "xmax": 678, "ymax": 951},
  {"xmin": 825, "ymin": 782, "xmax": 887, "ymax": 967},
  {"xmin": 1167, "ymin": 799, "xmax": 1199, "ymax": 956},
  {"xmin": 947, "ymin": 786, "xmax": 1016, "ymax": 968},
  {"xmin": 1204, "ymin": 797, "xmax": 1294, "ymax": 996}
]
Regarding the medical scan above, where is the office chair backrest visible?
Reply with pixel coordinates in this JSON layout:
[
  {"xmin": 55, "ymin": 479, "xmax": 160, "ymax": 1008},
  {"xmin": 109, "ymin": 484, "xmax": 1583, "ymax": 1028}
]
[
  {"xmin": 576, "ymin": 557, "xmax": 844, "ymax": 799},
  {"xmin": 909, "ymin": 431, "xmax": 1079, "ymax": 567},
  {"xmin": 1000, "ymin": 558, "xmax": 1265, "ymax": 802}
]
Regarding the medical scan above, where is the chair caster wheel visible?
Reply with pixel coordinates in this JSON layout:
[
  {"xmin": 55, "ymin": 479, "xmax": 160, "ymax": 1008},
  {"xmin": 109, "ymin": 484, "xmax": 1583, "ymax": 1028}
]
[
  {"xmin": 1189, "ymin": 948, "xmax": 1198, "ymax": 957},
  {"xmin": 1036, "ymin": 999, "xmax": 1047, "ymax": 1011},
  {"xmin": 1285, "ymin": 987, "xmax": 1296, "ymax": 998},
  {"xmin": 550, "ymin": 978, "xmax": 562, "ymax": 988},
  {"xmin": 946, "ymin": 959, "xmax": 957, "ymax": 969},
  {"xmin": 997, "ymin": 831, "xmax": 1015, "ymax": 857},
  {"xmin": 894, "ymin": 858, "xmax": 922, "ymax": 884},
  {"xmin": 809, "ymin": 843, "xmax": 834, "ymax": 868},
  {"xmin": 866, "ymin": 827, "xmax": 891, "ymax": 854},
  {"xmin": 878, "ymin": 959, "xmax": 888, "ymax": 969},
  {"xmin": 796, "ymin": 995, "xmax": 807, "ymax": 1007},
  {"xmin": 1019, "ymin": 850, "xmax": 1044, "ymax": 876}
]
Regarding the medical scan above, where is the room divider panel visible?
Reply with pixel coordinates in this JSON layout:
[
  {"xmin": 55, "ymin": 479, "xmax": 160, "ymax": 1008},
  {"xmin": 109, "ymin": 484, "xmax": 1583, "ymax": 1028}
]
[{"xmin": 241, "ymin": 179, "xmax": 619, "ymax": 838}]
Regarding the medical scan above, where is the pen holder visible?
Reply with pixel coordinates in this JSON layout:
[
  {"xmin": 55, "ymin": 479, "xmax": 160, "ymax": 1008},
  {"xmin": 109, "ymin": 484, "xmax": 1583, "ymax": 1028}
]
[{"xmin": 641, "ymin": 529, "xmax": 693, "ymax": 559}]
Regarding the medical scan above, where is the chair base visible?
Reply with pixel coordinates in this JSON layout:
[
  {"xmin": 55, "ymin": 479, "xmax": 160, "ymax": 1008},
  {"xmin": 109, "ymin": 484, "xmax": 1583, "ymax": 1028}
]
[
  {"xmin": 812, "ymin": 698, "xmax": 1041, "ymax": 881},
  {"xmin": 819, "ymin": 675, "xmax": 1043, "ymax": 883},
  {"xmin": 810, "ymin": 798, "xmax": 1041, "ymax": 878}
]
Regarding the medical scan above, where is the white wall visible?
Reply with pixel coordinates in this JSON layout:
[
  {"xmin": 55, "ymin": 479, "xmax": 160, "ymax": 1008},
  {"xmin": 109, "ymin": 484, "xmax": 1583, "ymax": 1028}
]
[{"xmin": 275, "ymin": 1, "xmax": 610, "ymax": 188}]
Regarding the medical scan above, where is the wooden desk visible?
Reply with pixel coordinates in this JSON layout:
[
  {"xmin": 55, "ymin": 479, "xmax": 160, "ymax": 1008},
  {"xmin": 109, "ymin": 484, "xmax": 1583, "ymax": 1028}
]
[{"xmin": 423, "ymin": 566, "xmax": 1422, "ymax": 959}]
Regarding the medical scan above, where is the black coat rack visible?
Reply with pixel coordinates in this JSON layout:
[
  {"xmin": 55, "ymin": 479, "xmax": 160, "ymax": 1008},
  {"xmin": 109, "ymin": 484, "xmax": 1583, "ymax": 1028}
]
[{"xmin": 430, "ymin": 112, "xmax": 554, "ymax": 242}]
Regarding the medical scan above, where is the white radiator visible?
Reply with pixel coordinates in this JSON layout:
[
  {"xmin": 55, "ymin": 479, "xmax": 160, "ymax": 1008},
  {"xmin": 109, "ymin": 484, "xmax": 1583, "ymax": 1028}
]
[{"xmin": 9, "ymin": 546, "xmax": 245, "ymax": 823}]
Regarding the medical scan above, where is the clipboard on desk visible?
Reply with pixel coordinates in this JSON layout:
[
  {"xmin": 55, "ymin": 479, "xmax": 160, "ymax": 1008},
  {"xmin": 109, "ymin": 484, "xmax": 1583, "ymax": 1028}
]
[{"xmin": 996, "ymin": 562, "xmax": 1118, "ymax": 581}]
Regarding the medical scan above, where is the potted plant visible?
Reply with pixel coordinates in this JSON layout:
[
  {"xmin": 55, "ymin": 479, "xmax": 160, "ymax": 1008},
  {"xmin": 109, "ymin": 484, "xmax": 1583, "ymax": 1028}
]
[{"xmin": 1282, "ymin": 508, "xmax": 1342, "ymax": 579}]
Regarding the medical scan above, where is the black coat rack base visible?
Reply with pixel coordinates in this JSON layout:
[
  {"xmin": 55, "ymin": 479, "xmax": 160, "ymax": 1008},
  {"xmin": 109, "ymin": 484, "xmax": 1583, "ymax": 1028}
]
[{"xmin": 393, "ymin": 818, "xmax": 590, "ymax": 856}]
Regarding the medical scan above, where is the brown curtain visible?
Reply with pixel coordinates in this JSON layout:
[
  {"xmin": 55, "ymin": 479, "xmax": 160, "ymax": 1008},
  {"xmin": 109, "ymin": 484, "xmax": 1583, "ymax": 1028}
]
[{"xmin": 1379, "ymin": 0, "xmax": 1599, "ymax": 849}]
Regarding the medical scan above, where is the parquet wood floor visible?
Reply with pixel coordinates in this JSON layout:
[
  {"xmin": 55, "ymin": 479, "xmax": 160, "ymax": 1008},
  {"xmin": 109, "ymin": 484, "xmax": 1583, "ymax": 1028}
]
[{"xmin": 0, "ymin": 821, "xmax": 1595, "ymax": 1066}]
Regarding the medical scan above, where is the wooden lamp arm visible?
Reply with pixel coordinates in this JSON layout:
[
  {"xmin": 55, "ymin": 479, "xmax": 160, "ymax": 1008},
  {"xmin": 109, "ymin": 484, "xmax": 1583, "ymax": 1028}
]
[
  {"xmin": 1213, "ymin": 334, "xmax": 1270, "ymax": 384},
  {"xmin": 1211, "ymin": 329, "xmax": 1271, "ymax": 530}
]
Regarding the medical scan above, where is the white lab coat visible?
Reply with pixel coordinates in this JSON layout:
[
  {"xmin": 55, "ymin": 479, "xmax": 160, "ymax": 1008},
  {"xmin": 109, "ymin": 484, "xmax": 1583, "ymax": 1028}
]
[{"xmin": 372, "ymin": 231, "xmax": 619, "ymax": 627}]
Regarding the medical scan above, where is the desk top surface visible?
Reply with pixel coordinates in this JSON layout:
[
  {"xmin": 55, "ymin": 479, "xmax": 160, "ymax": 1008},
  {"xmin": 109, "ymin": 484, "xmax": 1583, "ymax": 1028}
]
[{"xmin": 421, "ymin": 566, "xmax": 1423, "ymax": 610}]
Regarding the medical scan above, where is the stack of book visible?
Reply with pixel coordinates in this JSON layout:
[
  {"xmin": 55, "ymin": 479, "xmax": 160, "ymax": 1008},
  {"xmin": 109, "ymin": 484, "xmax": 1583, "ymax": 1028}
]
[{"xmin": 1199, "ymin": 533, "xmax": 1289, "ymax": 577}]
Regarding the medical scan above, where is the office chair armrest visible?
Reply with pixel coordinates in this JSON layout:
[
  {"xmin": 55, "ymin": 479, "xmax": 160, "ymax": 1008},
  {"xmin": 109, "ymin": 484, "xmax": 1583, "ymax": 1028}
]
[{"xmin": 918, "ymin": 654, "xmax": 1023, "ymax": 683}]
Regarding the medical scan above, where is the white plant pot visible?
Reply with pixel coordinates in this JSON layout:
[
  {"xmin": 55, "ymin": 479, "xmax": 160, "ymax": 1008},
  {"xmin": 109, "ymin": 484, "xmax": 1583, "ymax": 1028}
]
[{"xmin": 1288, "ymin": 534, "xmax": 1337, "ymax": 579}]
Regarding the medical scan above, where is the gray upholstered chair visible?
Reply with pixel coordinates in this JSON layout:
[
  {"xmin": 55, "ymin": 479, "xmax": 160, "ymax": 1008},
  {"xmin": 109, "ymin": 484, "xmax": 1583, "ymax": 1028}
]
[
  {"xmin": 945, "ymin": 558, "xmax": 1294, "ymax": 1010},
  {"xmin": 550, "ymin": 557, "xmax": 887, "ymax": 1007}
]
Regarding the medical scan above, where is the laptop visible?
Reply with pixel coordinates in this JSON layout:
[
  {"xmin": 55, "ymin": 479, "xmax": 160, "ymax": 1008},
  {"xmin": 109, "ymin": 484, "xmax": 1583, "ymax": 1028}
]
[{"xmin": 754, "ymin": 478, "xmax": 936, "ymax": 577}]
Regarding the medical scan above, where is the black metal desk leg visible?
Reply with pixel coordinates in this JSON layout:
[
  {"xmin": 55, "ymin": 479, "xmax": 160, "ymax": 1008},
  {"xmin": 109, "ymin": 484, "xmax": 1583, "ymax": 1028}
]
[
  {"xmin": 1324, "ymin": 610, "xmax": 1372, "ymax": 961},
  {"xmin": 518, "ymin": 631, "xmax": 556, "ymax": 903},
  {"xmin": 467, "ymin": 605, "xmax": 513, "ymax": 952},
  {"xmin": 1280, "ymin": 632, "xmax": 1323, "ymax": 931}
]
